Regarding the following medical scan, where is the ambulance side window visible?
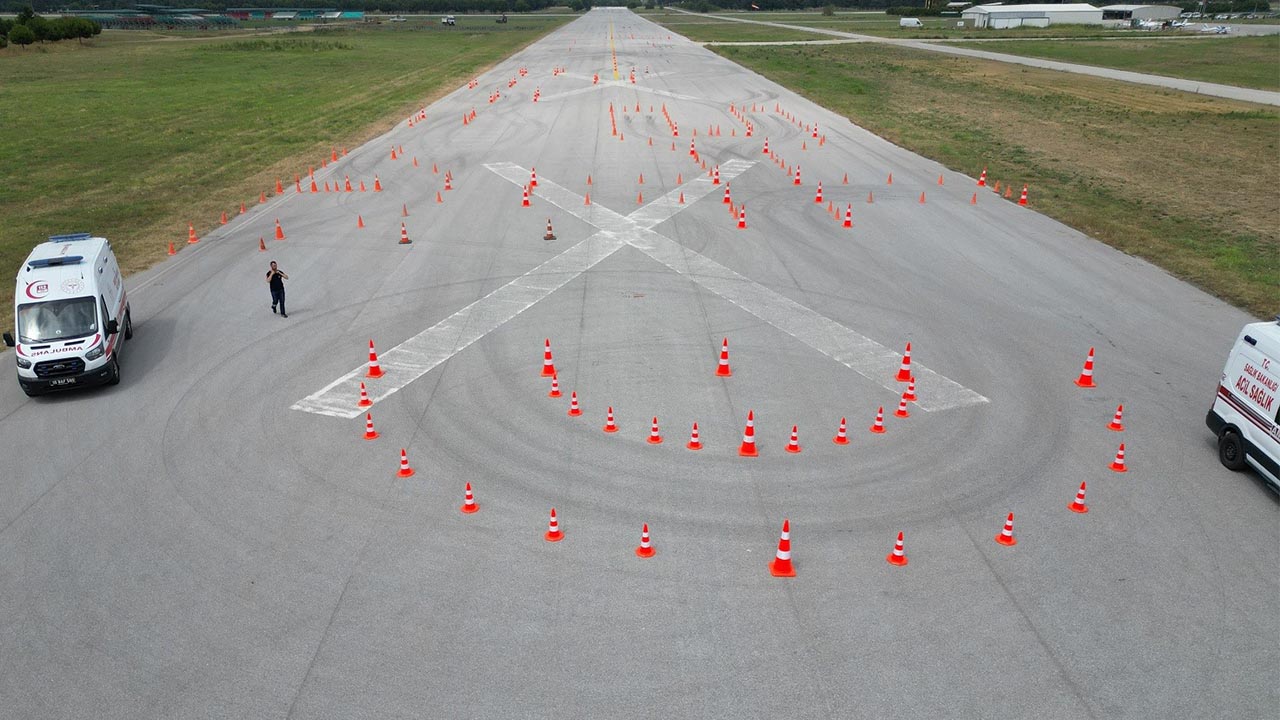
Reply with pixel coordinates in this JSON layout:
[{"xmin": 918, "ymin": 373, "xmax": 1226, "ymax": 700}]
[{"xmin": 100, "ymin": 296, "xmax": 111, "ymax": 329}]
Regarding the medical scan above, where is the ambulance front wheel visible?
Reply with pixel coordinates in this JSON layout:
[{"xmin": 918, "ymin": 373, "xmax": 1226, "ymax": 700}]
[
  {"xmin": 106, "ymin": 356, "xmax": 120, "ymax": 386},
  {"xmin": 123, "ymin": 308, "xmax": 133, "ymax": 340},
  {"xmin": 1218, "ymin": 431, "xmax": 1246, "ymax": 471}
]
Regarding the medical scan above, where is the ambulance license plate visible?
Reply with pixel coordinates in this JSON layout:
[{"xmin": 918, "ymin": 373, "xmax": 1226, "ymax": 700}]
[{"xmin": 50, "ymin": 377, "xmax": 76, "ymax": 386}]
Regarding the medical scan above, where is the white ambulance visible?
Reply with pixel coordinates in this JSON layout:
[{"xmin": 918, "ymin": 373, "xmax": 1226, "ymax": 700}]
[
  {"xmin": 3, "ymin": 233, "xmax": 133, "ymax": 396},
  {"xmin": 1206, "ymin": 317, "xmax": 1280, "ymax": 490}
]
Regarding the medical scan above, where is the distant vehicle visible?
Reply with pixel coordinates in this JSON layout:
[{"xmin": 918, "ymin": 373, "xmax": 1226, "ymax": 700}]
[
  {"xmin": 899, "ymin": 17, "xmax": 924, "ymax": 28},
  {"xmin": 1206, "ymin": 317, "xmax": 1280, "ymax": 492},
  {"xmin": 4, "ymin": 233, "xmax": 132, "ymax": 396},
  {"xmin": 1171, "ymin": 19, "xmax": 1191, "ymax": 28},
  {"xmin": 1199, "ymin": 24, "xmax": 1231, "ymax": 33},
  {"xmin": 388, "ymin": 15, "xmax": 406, "ymax": 22},
  {"xmin": 496, "ymin": 13, "xmax": 507, "ymax": 23},
  {"xmin": 441, "ymin": 15, "xmax": 456, "ymax": 25}
]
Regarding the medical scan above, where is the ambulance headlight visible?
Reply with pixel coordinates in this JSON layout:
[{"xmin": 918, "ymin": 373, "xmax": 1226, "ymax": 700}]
[
  {"xmin": 85, "ymin": 341, "xmax": 105, "ymax": 361},
  {"xmin": 15, "ymin": 356, "xmax": 31, "ymax": 369}
]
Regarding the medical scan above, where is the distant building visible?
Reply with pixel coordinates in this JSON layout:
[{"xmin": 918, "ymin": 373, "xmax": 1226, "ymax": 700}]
[
  {"xmin": 1098, "ymin": 4, "xmax": 1182, "ymax": 25},
  {"xmin": 962, "ymin": 3, "xmax": 1105, "ymax": 28}
]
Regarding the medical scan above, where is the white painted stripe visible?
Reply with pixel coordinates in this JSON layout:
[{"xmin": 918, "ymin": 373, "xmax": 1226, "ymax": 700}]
[
  {"xmin": 622, "ymin": 227, "xmax": 987, "ymax": 411},
  {"xmin": 290, "ymin": 230, "xmax": 629, "ymax": 418}
]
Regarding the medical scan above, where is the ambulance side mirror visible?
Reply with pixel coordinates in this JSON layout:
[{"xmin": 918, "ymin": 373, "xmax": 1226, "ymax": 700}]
[
  {"xmin": 2, "ymin": 332, "xmax": 13, "ymax": 347},
  {"xmin": 106, "ymin": 320, "xmax": 119, "ymax": 336}
]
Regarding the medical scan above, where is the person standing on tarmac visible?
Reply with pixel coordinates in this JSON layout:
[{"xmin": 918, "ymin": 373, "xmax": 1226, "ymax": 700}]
[{"xmin": 267, "ymin": 260, "xmax": 289, "ymax": 318}]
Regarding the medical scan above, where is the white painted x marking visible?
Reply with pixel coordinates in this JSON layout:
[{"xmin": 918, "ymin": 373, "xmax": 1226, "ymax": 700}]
[{"xmin": 292, "ymin": 163, "xmax": 987, "ymax": 418}]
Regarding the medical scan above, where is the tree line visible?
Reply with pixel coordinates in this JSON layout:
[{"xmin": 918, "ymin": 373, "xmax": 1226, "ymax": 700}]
[{"xmin": 1, "ymin": 7, "xmax": 101, "ymax": 49}]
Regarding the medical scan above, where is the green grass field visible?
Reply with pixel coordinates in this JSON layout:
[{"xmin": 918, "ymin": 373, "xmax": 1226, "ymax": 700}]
[
  {"xmin": 705, "ymin": 42, "xmax": 1278, "ymax": 317},
  {"xmin": 949, "ymin": 36, "xmax": 1280, "ymax": 91},
  {"xmin": 0, "ymin": 18, "xmax": 569, "ymax": 333}
]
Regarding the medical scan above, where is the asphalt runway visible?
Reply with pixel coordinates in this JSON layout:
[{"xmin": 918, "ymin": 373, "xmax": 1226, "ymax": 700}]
[{"xmin": 1, "ymin": 8, "xmax": 1275, "ymax": 719}]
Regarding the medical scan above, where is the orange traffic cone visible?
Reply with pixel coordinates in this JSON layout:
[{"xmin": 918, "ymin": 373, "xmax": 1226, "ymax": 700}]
[
  {"xmin": 220, "ymin": 211, "xmax": 227, "ymax": 225},
  {"xmin": 399, "ymin": 223, "xmax": 411, "ymax": 245},
  {"xmin": 274, "ymin": 219, "xmax": 285, "ymax": 240},
  {"xmin": 276, "ymin": 178, "xmax": 284, "ymax": 194},
  {"xmin": 545, "ymin": 508, "xmax": 563, "ymax": 542},
  {"xmin": 769, "ymin": 519, "xmax": 796, "ymax": 577},
  {"xmin": 1110, "ymin": 443, "xmax": 1128, "ymax": 473},
  {"xmin": 1074, "ymin": 347, "xmax": 1097, "ymax": 387},
  {"xmin": 894, "ymin": 393, "xmax": 911, "ymax": 418},
  {"xmin": 373, "ymin": 176, "xmax": 383, "ymax": 192},
  {"xmin": 971, "ymin": 192, "xmax": 978, "ymax": 205},
  {"xmin": 715, "ymin": 337, "xmax": 731, "ymax": 376},
  {"xmin": 390, "ymin": 148, "xmax": 397, "ymax": 160},
  {"xmin": 603, "ymin": 406, "xmax": 618, "ymax": 433},
  {"xmin": 357, "ymin": 381, "xmax": 372, "ymax": 408},
  {"xmin": 188, "ymin": 223, "xmax": 198, "ymax": 243},
  {"xmin": 258, "ymin": 237, "xmax": 267, "ymax": 252},
  {"xmin": 887, "ymin": 173, "xmax": 893, "ymax": 185},
  {"xmin": 739, "ymin": 410, "xmax": 758, "ymax": 457},
  {"xmin": 737, "ymin": 206, "xmax": 746, "ymax": 230},
  {"xmin": 544, "ymin": 218, "xmax": 556, "ymax": 241},
  {"xmin": 842, "ymin": 172, "xmax": 849, "ymax": 185},
  {"xmin": 402, "ymin": 203, "xmax": 409, "ymax": 217},
  {"xmin": 919, "ymin": 191, "xmax": 927, "ymax": 204},
  {"xmin": 167, "ymin": 241, "xmax": 176, "ymax": 256},
  {"xmin": 460, "ymin": 483, "xmax": 479, "ymax": 513},
  {"xmin": 723, "ymin": 184, "xmax": 732, "ymax": 204},
  {"xmin": 844, "ymin": 205, "xmax": 853, "ymax": 228},
  {"xmin": 635, "ymin": 523, "xmax": 655, "ymax": 558},
  {"xmin": 522, "ymin": 185, "xmax": 531, "ymax": 207},
  {"xmin": 636, "ymin": 191, "xmax": 643, "ymax": 205},
  {"xmin": 886, "ymin": 531, "xmax": 908, "ymax": 566},
  {"xmin": 529, "ymin": 167, "xmax": 537, "ymax": 187},
  {"xmin": 548, "ymin": 372, "xmax": 561, "ymax": 398},
  {"xmin": 541, "ymin": 339, "xmax": 556, "ymax": 377},
  {"xmin": 357, "ymin": 215, "xmax": 365, "ymax": 229},
  {"xmin": 436, "ymin": 191, "xmax": 443, "ymax": 204},
  {"xmin": 678, "ymin": 192, "xmax": 685, "ymax": 204},
  {"xmin": 687, "ymin": 422, "xmax": 703, "ymax": 450},
  {"xmin": 937, "ymin": 173, "xmax": 944, "ymax": 186},
  {"xmin": 978, "ymin": 167, "xmax": 987, "ymax": 187},
  {"xmin": 366, "ymin": 340, "xmax": 384, "ymax": 378},
  {"xmin": 784, "ymin": 425, "xmax": 801, "ymax": 453},
  {"xmin": 833, "ymin": 417, "xmax": 849, "ymax": 445},
  {"xmin": 869, "ymin": 406, "xmax": 886, "ymax": 434},
  {"xmin": 1108, "ymin": 404, "xmax": 1125, "ymax": 431},
  {"xmin": 396, "ymin": 449, "xmax": 415, "ymax": 478},
  {"xmin": 1019, "ymin": 185, "xmax": 1029, "ymax": 206},
  {"xmin": 647, "ymin": 417, "xmax": 663, "ymax": 444},
  {"xmin": 567, "ymin": 391, "xmax": 582, "ymax": 417},
  {"xmin": 867, "ymin": 191, "xmax": 874, "ymax": 204},
  {"xmin": 814, "ymin": 182, "xmax": 823, "ymax": 204},
  {"xmin": 995, "ymin": 512, "xmax": 1017, "ymax": 546},
  {"xmin": 896, "ymin": 342, "xmax": 913, "ymax": 382},
  {"xmin": 1068, "ymin": 482, "xmax": 1089, "ymax": 513},
  {"xmin": 362, "ymin": 413, "xmax": 379, "ymax": 441},
  {"xmin": 793, "ymin": 166, "xmax": 801, "ymax": 185}
]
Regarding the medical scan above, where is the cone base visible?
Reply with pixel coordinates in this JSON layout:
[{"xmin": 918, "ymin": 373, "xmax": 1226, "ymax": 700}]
[
  {"xmin": 635, "ymin": 546, "xmax": 655, "ymax": 558},
  {"xmin": 397, "ymin": 468, "xmax": 415, "ymax": 478},
  {"xmin": 769, "ymin": 560, "xmax": 796, "ymax": 577},
  {"xmin": 568, "ymin": 409, "xmax": 582, "ymax": 417},
  {"xmin": 548, "ymin": 390, "xmax": 561, "ymax": 398},
  {"xmin": 357, "ymin": 400, "xmax": 372, "ymax": 408},
  {"xmin": 363, "ymin": 432, "xmax": 379, "ymax": 441},
  {"xmin": 739, "ymin": 445, "xmax": 758, "ymax": 457},
  {"xmin": 904, "ymin": 393, "xmax": 917, "ymax": 402},
  {"xmin": 896, "ymin": 370, "xmax": 912, "ymax": 382},
  {"xmin": 995, "ymin": 534, "xmax": 1017, "ymax": 546},
  {"xmin": 1074, "ymin": 377, "xmax": 1096, "ymax": 388},
  {"xmin": 647, "ymin": 437, "xmax": 663, "ymax": 444},
  {"xmin": 785, "ymin": 444, "xmax": 801, "ymax": 454},
  {"xmin": 687, "ymin": 442, "xmax": 703, "ymax": 450},
  {"xmin": 1068, "ymin": 502, "xmax": 1089, "ymax": 514},
  {"xmin": 1110, "ymin": 463, "xmax": 1128, "ymax": 473},
  {"xmin": 715, "ymin": 367, "xmax": 732, "ymax": 377},
  {"xmin": 603, "ymin": 425, "xmax": 618, "ymax": 433},
  {"xmin": 869, "ymin": 426, "xmax": 885, "ymax": 434},
  {"xmin": 541, "ymin": 366, "xmax": 556, "ymax": 377},
  {"xmin": 399, "ymin": 239, "xmax": 412, "ymax": 245},
  {"xmin": 460, "ymin": 504, "xmax": 479, "ymax": 514},
  {"xmin": 545, "ymin": 531, "xmax": 563, "ymax": 542},
  {"xmin": 886, "ymin": 554, "xmax": 908, "ymax": 566},
  {"xmin": 894, "ymin": 409, "xmax": 910, "ymax": 418},
  {"xmin": 833, "ymin": 436, "xmax": 849, "ymax": 445},
  {"xmin": 1107, "ymin": 423, "xmax": 1124, "ymax": 432},
  {"xmin": 366, "ymin": 369, "xmax": 384, "ymax": 379}
]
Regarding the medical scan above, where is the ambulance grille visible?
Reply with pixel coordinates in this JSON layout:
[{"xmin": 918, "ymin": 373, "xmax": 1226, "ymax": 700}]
[{"xmin": 34, "ymin": 358, "xmax": 85, "ymax": 378}]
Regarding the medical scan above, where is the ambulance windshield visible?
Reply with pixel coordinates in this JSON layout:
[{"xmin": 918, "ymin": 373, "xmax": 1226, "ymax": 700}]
[{"xmin": 17, "ymin": 297, "xmax": 98, "ymax": 343}]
